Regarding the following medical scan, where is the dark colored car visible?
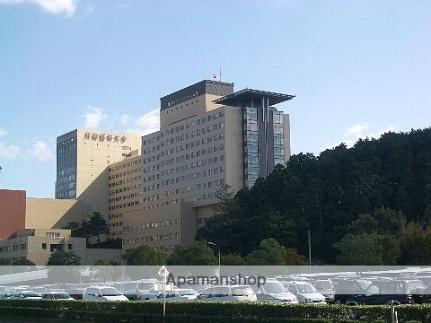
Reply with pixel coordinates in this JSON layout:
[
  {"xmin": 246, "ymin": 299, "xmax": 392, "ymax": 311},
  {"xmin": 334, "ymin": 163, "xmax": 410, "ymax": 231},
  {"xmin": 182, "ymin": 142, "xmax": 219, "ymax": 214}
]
[
  {"xmin": 344, "ymin": 280, "xmax": 425, "ymax": 305},
  {"xmin": 332, "ymin": 278, "xmax": 372, "ymax": 304}
]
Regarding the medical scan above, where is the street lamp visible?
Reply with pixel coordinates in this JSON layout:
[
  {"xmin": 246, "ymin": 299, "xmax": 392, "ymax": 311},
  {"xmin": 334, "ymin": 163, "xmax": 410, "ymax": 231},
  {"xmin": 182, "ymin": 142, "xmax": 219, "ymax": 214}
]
[{"xmin": 208, "ymin": 241, "xmax": 221, "ymax": 278}]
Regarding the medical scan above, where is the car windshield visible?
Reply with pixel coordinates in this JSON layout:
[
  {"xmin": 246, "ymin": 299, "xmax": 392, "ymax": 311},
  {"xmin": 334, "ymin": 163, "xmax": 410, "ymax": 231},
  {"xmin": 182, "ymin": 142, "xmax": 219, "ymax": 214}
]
[
  {"xmin": 100, "ymin": 288, "xmax": 122, "ymax": 296},
  {"xmin": 263, "ymin": 282, "xmax": 286, "ymax": 293},
  {"xmin": 232, "ymin": 287, "xmax": 253, "ymax": 296},
  {"xmin": 314, "ymin": 281, "xmax": 333, "ymax": 290},
  {"xmin": 296, "ymin": 283, "xmax": 316, "ymax": 293}
]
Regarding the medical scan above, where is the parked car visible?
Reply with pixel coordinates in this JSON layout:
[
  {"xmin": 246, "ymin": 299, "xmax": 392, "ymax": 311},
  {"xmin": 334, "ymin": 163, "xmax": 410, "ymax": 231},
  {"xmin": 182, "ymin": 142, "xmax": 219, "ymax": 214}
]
[
  {"xmin": 8, "ymin": 290, "xmax": 42, "ymax": 300},
  {"xmin": 253, "ymin": 279, "xmax": 298, "ymax": 303},
  {"xmin": 313, "ymin": 279, "xmax": 335, "ymax": 303},
  {"xmin": 153, "ymin": 289, "xmax": 197, "ymax": 302},
  {"xmin": 131, "ymin": 279, "xmax": 173, "ymax": 301},
  {"xmin": 198, "ymin": 285, "xmax": 257, "ymax": 302},
  {"xmin": 282, "ymin": 281, "xmax": 326, "ymax": 304},
  {"xmin": 42, "ymin": 291, "xmax": 75, "ymax": 301},
  {"xmin": 343, "ymin": 280, "xmax": 423, "ymax": 305},
  {"xmin": 174, "ymin": 288, "xmax": 199, "ymax": 300},
  {"xmin": 332, "ymin": 278, "xmax": 372, "ymax": 304},
  {"xmin": 83, "ymin": 286, "xmax": 128, "ymax": 302}
]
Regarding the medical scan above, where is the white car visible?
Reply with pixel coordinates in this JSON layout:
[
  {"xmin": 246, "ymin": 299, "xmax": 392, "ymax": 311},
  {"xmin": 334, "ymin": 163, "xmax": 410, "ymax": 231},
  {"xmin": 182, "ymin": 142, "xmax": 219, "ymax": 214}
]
[
  {"xmin": 154, "ymin": 289, "xmax": 197, "ymax": 302},
  {"xmin": 174, "ymin": 288, "xmax": 199, "ymax": 300},
  {"xmin": 198, "ymin": 285, "xmax": 257, "ymax": 302},
  {"xmin": 42, "ymin": 290, "xmax": 75, "ymax": 301},
  {"xmin": 283, "ymin": 281, "xmax": 326, "ymax": 304},
  {"xmin": 254, "ymin": 279, "xmax": 298, "ymax": 303},
  {"xmin": 83, "ymin": 286, "xmax": 128, "ymax": 302},
  {"xmin": 8, "ymin": 290, "xmax": 42, "ymax": 300}
]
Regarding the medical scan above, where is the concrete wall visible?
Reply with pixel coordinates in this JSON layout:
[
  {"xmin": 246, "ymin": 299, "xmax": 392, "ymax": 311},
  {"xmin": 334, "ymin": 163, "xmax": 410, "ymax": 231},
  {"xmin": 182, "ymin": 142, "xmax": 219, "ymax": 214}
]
[
  {"xmin": 0, "ymin": 190, "xmax": 26, "ymax": 240},
  {"xmin": 25, "ymin": 198, "xmax": 89, "ymax": 230},
  {"xmin": 224, "ymin": 106, "xmax": 244, "ymax": 193}
]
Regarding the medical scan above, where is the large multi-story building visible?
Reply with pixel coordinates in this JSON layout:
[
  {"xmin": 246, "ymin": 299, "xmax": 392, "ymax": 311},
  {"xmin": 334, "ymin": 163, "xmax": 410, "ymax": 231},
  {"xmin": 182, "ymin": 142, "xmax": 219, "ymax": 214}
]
[
  {"xmin": 55, "ymin": 129, "xmax": 142, "ymax": 217},
  {"xmin": 108, "ymin": 152, "xmax": 142, "ymax": 239},
  {"xmin": 120, "ymin": 80, "xmax": 294, "ymax": 250},
  {"xmin": 50, "ymin": 80, "xmax": 294, "ymax": 252}
]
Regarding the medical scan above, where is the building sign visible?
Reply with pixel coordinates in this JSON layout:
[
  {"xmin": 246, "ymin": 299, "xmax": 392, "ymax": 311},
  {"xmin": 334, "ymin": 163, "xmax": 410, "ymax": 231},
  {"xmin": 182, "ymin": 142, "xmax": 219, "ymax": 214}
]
[{"xmin": 83, "ymin": 132, "xmax": 127, "ymax": 142}]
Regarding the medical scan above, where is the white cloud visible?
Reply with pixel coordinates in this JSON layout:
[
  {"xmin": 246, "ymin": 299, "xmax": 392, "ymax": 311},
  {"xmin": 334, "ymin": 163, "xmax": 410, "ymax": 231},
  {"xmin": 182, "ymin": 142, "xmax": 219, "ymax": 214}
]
[
  {"xmin": 83, "ymin": 106, "xmax": 107, "ymax": 129},
  {"xmin": 120, "ymin": 114, "xmax": 131, "ymax": 126},
  {"xmin": 0, "ymin": 0, "xmax": 77, "ymax": 16},
  {"xmin": 0, "ymin": 142, "xmax": 21, "ymax": 159},
  {"xmin": 27, "ymin": 140, "xmax": 54, "ymax": 161},
  {"xmin": 127, "ymin": 109, "xmax": 160, "ymax": 136},
  {"xmin": 326, "ymin": 123, "xmax": 396, "ymax": 149},
  {"xmin": 0, "ymin": 128, "xmax": 7, "ymax": 137}
]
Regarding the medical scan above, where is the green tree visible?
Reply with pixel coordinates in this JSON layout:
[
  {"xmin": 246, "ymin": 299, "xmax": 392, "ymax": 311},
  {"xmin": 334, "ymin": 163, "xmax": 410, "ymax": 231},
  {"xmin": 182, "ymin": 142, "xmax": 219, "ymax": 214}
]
[
  {"xmin": 399, "ymin": 223, "xmax": 431, "ymax": 265},
  {"xmin": 122, "ymin": 245, "xmax": 166, "ymax": 265},
  {"xmin": 198, "ymin": 128, "xmax": 431, "ymax": 264},
  {"xmin": 373, "ymin": 208, "xmax": 406, "ymax": 236},
  {"xmin": 221, "ymin": 253, "xmax": 246, "ymax": 265},
  {"xmin": 0, "ymin": 258, "xmax": 10, "ymax": 265},
  {"xmin": 69, "ymin": 212, "xmax": 109, "ymax": 243},
  {"xmin": 375, "ymin": 234, "xmax": 401, "ymax": 265},
  {"xmin": 334, "ymin": 234, "xmax": 400, "ymax": 265},
  {"xmin": 167, "ymin": 241, "xmax": 217, "ymax": 265},
  {"xmin": 47, "ymin": 251, "xmax": 81, "ymax": 265},
  {"xmin": 334, "ymin": 234, "xmax": 383, "ymax": 265},
  {"xmin": 11, "ymin": 258, "xmax": 35, "ymax": 266},
  {"xmin": 246, "ymin": 239, "xmax": 286, "ymax": 265},
  {"xmin": 283, "ymin": 248, "xmax": 307, "ymax": 265},
  {"xmin": 349, "ymin": 214, "xmax": 378, "ymax": 234}
]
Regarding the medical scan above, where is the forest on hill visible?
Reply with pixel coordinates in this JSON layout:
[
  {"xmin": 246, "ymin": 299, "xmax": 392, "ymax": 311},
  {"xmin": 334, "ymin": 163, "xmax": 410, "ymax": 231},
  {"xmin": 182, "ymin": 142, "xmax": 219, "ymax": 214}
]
[{"xmin": 197, "ymin": 128, "xmax": 431, "ymax": 265}]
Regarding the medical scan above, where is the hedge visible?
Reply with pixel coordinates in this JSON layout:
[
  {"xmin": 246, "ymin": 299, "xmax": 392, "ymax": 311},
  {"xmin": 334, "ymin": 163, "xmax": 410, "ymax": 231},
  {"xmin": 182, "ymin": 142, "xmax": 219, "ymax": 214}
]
[{"xmin": 0, "ymin": 301, "xmax": 430, "ymax": 322}]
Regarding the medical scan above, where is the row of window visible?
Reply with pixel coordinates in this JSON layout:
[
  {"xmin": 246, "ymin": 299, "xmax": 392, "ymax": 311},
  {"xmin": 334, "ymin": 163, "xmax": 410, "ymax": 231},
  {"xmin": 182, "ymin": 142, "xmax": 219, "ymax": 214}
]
[
  {"xmin": 143, "ymin": 163, "xmax": 225, "ymax": 191},
  {"xmin": 142, "ymin": 132, "xmax": 224, "ymax": 166},
  {"xmin": 143, "ymin": 111, "xmax": 224, "ymax": 146},
  {"xmin": 0, "ymin": 243, "xmax": 26, "ymax": 253}
]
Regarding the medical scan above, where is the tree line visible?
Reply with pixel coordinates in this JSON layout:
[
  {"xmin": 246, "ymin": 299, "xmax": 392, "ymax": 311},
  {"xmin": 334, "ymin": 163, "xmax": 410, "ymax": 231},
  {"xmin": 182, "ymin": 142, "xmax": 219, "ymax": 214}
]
[{"xmin": 197, "ymin": 128, "xmax": 431, "ymax": 265}]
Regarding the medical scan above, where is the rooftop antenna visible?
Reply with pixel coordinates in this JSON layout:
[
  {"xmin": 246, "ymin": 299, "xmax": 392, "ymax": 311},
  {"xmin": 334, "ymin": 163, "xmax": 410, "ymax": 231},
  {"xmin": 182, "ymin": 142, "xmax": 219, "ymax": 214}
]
[{"xmin": 219, "ymin": 67, "xmax": 222, "ymax": 82}]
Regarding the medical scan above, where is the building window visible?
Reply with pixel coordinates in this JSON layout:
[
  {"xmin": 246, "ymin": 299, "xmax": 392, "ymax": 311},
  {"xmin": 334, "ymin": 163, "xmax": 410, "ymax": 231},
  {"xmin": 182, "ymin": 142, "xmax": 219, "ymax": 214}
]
[
  {"xmin": 68, "ymin": 244, "xmax": 73, "ymax": 250},
  {"xmin": 42, "ymin": 243, "xmax": 47, "ymax": 250}
]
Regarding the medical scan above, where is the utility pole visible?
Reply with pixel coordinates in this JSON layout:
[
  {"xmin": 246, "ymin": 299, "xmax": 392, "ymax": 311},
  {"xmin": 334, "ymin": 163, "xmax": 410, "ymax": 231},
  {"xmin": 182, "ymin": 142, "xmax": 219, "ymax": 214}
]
[
  {"xmin": 208, "ymin": 241, "xmax": 221, "ymax": 278},
  {"xmin": 308, "ymin": 229, "xmax": 312, "ymax": 273}
]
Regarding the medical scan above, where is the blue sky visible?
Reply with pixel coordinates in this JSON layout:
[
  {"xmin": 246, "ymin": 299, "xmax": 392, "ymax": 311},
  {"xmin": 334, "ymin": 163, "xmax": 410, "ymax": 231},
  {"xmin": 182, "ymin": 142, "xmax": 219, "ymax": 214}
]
[{"xmin": 0, "ymin": 0, "xmax": 430, "ymax": 198}]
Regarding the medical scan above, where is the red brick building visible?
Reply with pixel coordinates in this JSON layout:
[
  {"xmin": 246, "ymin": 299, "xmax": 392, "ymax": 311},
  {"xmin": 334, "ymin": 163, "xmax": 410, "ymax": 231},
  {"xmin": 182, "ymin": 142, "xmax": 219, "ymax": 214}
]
[{"xmin": 0, "ymin": 189, "xmax": 26, "ymax": 240}]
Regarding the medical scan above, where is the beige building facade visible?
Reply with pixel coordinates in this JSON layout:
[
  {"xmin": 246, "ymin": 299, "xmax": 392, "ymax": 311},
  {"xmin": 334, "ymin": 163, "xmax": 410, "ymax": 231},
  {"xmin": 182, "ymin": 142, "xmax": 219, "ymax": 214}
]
[
  {"xmin": 56, "ymin": 129, "xmax": 142, "ymax": 218},
  {"xmin": 120, "ymin": 80, "xmax": 294, "ymax": 251},
  {"xmin": 25, "ymin": 197, "xmax": 89, "ymax": 230},
  {"xmin": 0, "ymin": 228, "xmax": 121, "ymax": 265},
  {"xmin": 108, "ymin": 153, "xmax": 142, "ymax": 239}
]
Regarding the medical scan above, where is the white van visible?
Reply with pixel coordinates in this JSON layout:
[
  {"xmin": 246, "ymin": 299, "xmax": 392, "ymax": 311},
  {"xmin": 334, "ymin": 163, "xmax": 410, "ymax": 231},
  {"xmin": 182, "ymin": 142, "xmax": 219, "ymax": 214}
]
[
  {"xmin": 83, "ymin": 286, "xmax": 128, "ymax": 302},
  {"xmin": 198, "ymin": 285, "xmax": 257, "ymax": 302}
]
